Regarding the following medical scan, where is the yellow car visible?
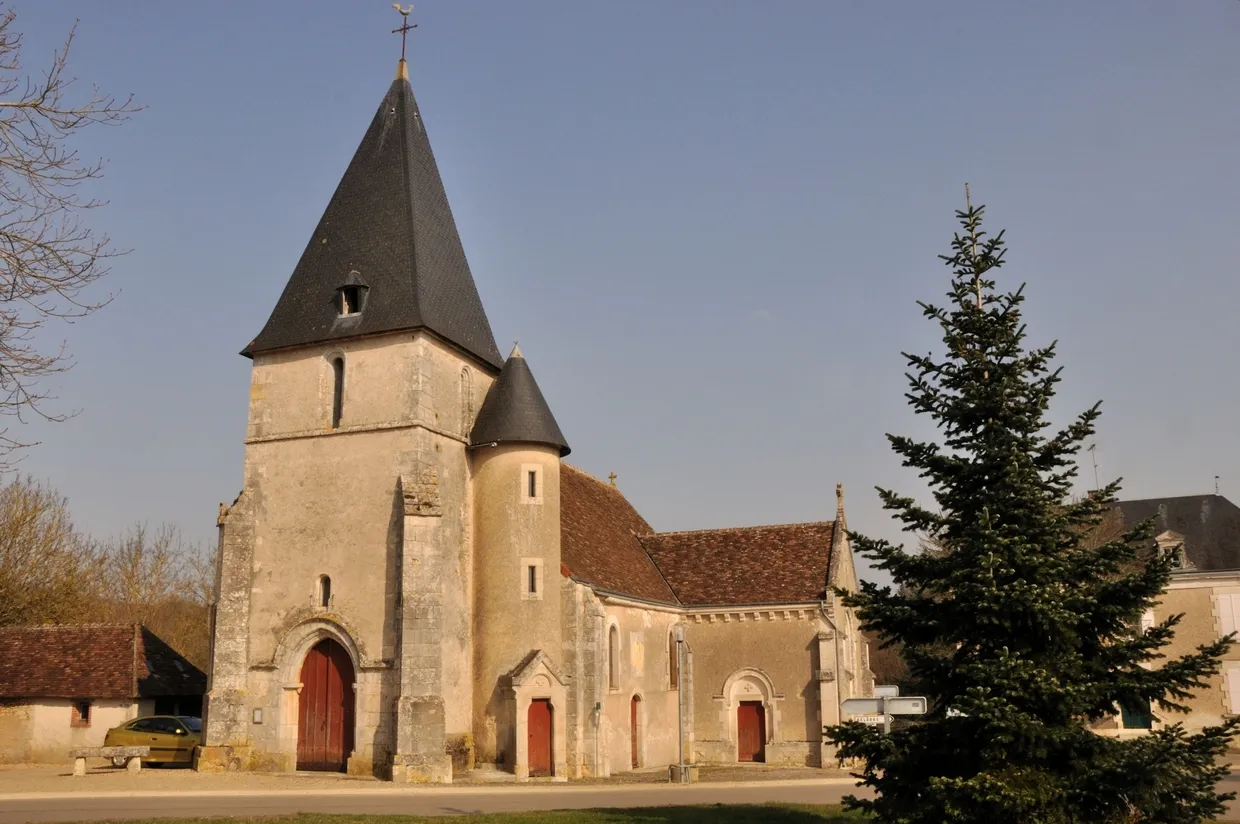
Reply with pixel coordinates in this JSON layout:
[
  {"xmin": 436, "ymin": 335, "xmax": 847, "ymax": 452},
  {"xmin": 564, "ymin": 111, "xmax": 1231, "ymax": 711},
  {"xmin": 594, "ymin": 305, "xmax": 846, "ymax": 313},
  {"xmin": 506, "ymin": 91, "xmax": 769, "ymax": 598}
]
[{"xmin": 103, "ymin": 715, "xmax": 202, "ymax": 766}]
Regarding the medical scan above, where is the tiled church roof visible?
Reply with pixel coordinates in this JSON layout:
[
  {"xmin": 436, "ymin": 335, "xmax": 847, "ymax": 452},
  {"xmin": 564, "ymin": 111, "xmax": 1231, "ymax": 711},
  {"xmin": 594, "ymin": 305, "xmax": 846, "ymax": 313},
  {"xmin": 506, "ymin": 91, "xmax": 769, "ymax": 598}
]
[
  {"xmin": 559, "ymin": 465, "xmax": 835, "ymax": 607},
  {"xmin": 560, "ymin": 465, "xmax": 677, "ymax": 604},
  {"xmin": 0, "ymin": 625, "xmax": 206, "ymax": 700},
  {"xmin": 243, "ymin": 66, "xmax": 503, "ymax": 369},
  {"xmin": 641, "ymin": 523, "xmax": 834, "ymax": 607}
]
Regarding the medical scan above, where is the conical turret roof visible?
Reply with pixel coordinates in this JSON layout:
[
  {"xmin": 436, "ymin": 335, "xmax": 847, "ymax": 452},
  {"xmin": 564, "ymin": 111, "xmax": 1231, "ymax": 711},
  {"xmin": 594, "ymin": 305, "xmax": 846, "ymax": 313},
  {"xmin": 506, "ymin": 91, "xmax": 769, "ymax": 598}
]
[
  {"xmin": 243, "ymin": 62, "xmax": 502, "ymax": 369},
  {"xmin": 470, "ymin": 345, "xmax": 570, "ymax": 456}
]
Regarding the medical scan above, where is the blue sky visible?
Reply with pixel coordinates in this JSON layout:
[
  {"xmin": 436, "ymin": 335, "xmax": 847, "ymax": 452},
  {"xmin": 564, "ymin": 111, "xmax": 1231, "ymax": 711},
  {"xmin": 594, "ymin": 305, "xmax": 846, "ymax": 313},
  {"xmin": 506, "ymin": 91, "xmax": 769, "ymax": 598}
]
[{"xmin": 10, "ymin": 1, "xmax": 1240, "ymax": 579}]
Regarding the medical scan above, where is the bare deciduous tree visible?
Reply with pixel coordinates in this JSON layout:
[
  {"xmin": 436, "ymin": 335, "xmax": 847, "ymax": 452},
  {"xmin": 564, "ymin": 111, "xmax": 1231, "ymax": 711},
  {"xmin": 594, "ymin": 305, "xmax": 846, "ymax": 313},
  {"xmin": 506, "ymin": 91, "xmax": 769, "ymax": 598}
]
[
  {"xmin": 0, "ymin": 474, "xmax": 101, "ymax": 626},
  {"xmin": 0, "ymin": 7, "xmax": 140, "ymax": 466},
  {"xmin": 0, "ymin": 471, "xmax": 216, "ymax": 668},
  {"xmin": 102, "ymin": 523, "xmax": 215, "ymax": 669},
  {"xmin": 103, "ymin": 523, "xmax": 185, "ymax": 625}
]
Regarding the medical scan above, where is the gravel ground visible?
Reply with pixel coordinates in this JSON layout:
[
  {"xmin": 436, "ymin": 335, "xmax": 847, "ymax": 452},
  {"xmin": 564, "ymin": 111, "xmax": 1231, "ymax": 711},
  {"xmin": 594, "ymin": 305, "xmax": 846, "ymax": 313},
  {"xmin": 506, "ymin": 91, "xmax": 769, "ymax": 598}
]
[{"xmin": 0, "ymin": 762, "xmax": 851, "ymax": 796}]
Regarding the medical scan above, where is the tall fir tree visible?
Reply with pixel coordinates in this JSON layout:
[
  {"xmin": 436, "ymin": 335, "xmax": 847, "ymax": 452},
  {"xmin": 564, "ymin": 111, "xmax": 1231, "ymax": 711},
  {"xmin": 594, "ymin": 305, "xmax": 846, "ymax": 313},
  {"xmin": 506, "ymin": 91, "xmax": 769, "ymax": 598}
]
[{"xmin": 828, "ymin": 194, "xmax": 1240, "ymax": 823}]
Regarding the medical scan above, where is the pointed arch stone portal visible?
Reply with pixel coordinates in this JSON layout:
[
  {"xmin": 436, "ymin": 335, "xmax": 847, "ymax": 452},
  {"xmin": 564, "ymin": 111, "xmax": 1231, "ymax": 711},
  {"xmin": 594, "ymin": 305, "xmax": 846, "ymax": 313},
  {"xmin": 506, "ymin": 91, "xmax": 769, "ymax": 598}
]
[
  {"xmin": 267, "ymin": 618, "xmax": 363, "ymax": 774},
  {"xmin": 297, "ymin": 638, "xmax": 356, "ymax": 771}
]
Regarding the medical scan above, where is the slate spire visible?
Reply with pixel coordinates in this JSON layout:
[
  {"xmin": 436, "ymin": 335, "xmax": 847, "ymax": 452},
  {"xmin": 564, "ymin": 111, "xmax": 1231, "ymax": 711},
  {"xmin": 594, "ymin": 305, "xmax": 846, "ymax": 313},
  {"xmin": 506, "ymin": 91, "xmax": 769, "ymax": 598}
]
[
  {"xmin": 470, "ymin": 345, "xmax": 570, "ymax": 457},
  {"xmin": 243, "ymin": 61, "xmax": 503, "ymax": 369}
]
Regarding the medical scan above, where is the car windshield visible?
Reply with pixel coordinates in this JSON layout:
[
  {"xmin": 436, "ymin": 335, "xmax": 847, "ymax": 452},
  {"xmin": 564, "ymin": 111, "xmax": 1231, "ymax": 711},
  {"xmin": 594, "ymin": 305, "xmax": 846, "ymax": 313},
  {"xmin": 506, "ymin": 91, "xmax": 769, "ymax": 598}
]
[{"xmin": 177, "ymin": 716, "xmax": 202, "ymax": 733}]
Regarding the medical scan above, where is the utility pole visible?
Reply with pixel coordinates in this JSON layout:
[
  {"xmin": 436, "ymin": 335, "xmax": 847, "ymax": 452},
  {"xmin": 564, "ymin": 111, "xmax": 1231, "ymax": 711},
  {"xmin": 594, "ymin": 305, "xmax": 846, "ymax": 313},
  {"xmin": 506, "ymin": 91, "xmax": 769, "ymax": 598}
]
[{"xmin": 675, "ymin": 626, "xmax": 688, "ymax": 783}]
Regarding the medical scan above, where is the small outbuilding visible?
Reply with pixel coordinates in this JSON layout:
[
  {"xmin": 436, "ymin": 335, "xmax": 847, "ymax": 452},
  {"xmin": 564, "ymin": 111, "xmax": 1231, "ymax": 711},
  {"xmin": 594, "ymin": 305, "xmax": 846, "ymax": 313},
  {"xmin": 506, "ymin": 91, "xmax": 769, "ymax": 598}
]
[{"xmin": 0, "ymin": 624, "xmax": 206, "ymax": 763}]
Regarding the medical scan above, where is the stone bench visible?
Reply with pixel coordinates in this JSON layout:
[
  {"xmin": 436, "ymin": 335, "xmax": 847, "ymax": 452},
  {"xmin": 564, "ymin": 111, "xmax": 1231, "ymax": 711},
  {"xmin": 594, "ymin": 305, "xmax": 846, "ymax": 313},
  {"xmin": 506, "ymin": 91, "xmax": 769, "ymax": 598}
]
[{"xmin": 68, "ymin": 746, "xmax": 150, "ymax": 776}]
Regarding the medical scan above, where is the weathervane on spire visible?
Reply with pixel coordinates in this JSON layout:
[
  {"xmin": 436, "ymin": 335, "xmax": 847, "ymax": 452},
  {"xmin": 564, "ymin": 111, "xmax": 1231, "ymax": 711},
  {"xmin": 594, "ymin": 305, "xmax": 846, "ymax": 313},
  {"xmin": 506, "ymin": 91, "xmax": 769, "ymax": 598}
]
[{"xmin": 392, "ymin": 4, "xmax": 416, "ymax": 62}]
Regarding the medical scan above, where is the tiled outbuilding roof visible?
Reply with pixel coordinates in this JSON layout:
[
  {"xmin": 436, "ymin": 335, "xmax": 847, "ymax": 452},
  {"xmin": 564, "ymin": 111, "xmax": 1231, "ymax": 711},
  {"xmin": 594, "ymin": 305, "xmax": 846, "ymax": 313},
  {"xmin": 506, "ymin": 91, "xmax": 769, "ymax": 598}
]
[
  {"xmin": 0, "ymin": 625, "xmax": 206, "ymax": 701},
  {"xmin": 559, "ymin": 464, "xmax": 836, "ymax": 607},
  {"xmin": 641, "ymin": 523, "xmax": 834, "ymax": 607},
  {"xmin": 560, "ymin": 465, "xmax": 677, "ymax": 604},
  {"xmin": 1115, "ymin": 494, "xmax": 1240, "ymax": 572}
]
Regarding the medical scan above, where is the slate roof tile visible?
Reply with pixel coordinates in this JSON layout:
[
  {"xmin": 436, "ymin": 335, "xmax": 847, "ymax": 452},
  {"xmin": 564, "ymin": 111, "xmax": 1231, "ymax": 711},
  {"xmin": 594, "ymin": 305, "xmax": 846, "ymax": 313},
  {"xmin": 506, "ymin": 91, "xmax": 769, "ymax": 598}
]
[
  {"xmin": 244, "ymin": 70, "xmax": 502, "ymax": 369},
  {"xmin": 1115, "ymin": 494, "xmax": 1240, "ymax": 572},
  {"xmin": 470, "ymin": 346, "xmax": 569, "ymax": 456}
]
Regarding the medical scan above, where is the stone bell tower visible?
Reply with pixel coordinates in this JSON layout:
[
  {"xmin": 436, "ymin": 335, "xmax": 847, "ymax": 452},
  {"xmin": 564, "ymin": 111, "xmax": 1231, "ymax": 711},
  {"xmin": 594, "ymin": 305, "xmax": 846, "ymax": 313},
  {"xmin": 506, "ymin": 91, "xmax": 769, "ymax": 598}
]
[{"xmin": 199, "ymin": 49, "xmax": 503, "ymax": 782}]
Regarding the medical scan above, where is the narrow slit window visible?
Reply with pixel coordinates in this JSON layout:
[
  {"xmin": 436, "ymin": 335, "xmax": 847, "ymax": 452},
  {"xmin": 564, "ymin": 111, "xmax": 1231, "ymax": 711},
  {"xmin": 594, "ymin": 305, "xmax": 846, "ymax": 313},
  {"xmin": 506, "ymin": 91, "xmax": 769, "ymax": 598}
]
[
  {"xmin": 609, "ymin": 626, "xmax": 620, "ymax": 690},
  {"xmin": 669, "ymin": 631, "xmax": 679, "ymax": 689},
  {"xmin": 330, "ymin": 357, "xmax": 344, "ymax": 428},
  {"xmin": 528, "ymin": 470, "xmax": 537, "ymax": 499},
  {"xmin": 319, "ymin": 575, "xmax": 331, "ymax": 608},
  {"xmin": 528, "ymin": 565, "xmax": 537, "ymax": 594}
]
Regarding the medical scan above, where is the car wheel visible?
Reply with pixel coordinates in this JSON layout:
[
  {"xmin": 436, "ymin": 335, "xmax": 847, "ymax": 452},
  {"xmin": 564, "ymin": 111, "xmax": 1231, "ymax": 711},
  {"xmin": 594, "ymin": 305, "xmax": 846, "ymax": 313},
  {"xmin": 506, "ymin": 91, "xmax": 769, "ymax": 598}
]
[{"xmin": 111, "ymin": 757, "xmax": 127, "ymax": 768}]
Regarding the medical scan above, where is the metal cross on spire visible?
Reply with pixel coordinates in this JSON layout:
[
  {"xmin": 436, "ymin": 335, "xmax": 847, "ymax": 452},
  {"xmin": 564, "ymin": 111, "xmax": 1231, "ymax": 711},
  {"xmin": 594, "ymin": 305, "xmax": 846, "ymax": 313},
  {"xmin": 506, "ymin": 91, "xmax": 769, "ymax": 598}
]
[{"xmin": 392, "ymin": 4, "xmax": 417, "ymax": 62}]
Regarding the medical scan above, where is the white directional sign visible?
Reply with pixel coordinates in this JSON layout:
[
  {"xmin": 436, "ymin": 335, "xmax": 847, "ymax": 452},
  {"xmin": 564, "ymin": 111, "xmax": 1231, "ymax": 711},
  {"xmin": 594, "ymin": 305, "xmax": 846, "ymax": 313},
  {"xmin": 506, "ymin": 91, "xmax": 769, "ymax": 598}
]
[
  {"xmin": 841, "ymin": 698, "xmax": 884, "ymax": 716},
  {"xmin": 884, "ymin": 696, "xmax": 927, "ymax": 715},
  {"xmin": 873, "ymin": 684, "xmax": 900, "ymax": 698},
  {"xmin": 841, "ymin": 694, "xmax": 928, "ymax": 733}
]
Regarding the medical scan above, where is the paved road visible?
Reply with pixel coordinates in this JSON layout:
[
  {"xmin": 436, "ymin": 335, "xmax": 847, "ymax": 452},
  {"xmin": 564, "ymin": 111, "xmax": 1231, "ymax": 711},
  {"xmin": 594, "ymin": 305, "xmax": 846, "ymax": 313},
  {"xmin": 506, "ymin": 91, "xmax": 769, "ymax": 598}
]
[
  {"xmin": 0, "ymin": 780, "xmax": 861, "ymax": 823},
  {"xmin": 5, "ymin": 776, "xmax": 1240, "ymax": 823}
]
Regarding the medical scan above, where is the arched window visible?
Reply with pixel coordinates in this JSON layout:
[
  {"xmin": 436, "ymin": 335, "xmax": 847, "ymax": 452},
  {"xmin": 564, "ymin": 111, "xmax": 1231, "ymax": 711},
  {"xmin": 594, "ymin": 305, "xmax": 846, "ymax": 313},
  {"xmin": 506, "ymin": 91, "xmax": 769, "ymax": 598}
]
[
  {"xmin": 318, "ymin": 575, "xmax": 331, "ymax": 609},
  {"xmin": 668, "ymin": 630, "xmax": 679, "ymax": 690},
  {"xmin": 459, "ymin": 367, "xmax": 473, "ymax": 433},
  {"xmin": 608, "ymin": 625, "xmax": 619, "ymax": 690},
  {"xmin": 330, "ymin": 357, "xmax": 344, "ymax": 429}
]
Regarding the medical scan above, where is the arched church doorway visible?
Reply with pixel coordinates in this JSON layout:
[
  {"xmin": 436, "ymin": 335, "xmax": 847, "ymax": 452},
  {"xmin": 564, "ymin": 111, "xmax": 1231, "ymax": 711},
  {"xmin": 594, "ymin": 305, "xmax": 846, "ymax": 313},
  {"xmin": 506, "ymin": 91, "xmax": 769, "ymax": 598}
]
[
  {"xmin": 297, "ymin": 638, "xmax": 355, "ymax": 771},
  {"xmin": 737, "ymin": 701, "xmax": 766, "ymax": 763},
  {"xmin": 527, "ymin": 699, "xmax": 553, "ymax": 777}
]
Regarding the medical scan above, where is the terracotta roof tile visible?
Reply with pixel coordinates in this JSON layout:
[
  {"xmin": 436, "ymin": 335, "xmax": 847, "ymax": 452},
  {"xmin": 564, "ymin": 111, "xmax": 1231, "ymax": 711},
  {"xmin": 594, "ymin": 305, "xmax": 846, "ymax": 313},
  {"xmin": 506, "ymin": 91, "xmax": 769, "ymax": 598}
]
[
  {"xmin": 560, "ymin": 465, "xmax": 678, "ymax": 604},
  {"xmin": 0, "ymin": 625, "xmax": 205, "ymax": 700},
  {"xmin": 641, "ymin": 522, "xmax": 834, "ymax": 607}
]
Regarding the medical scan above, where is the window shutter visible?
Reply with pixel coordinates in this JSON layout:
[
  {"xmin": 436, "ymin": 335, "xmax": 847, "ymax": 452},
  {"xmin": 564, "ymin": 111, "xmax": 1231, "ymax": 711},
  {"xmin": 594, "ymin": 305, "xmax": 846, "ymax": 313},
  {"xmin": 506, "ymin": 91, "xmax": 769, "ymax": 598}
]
[
  {"xmin": 1216, "ymin": 594, "xmax": 1240, "ymax": 638},
  {"xmin": 1225, "ymin": 662, "xmax": 1240, "ymax": 715}
]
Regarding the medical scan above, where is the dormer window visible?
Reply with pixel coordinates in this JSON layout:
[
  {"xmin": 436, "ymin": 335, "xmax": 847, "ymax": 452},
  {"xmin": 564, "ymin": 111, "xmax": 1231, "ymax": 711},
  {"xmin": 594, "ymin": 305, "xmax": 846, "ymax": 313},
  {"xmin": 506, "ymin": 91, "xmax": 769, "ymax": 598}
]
[
  {"xmin": 339, "ymin": 285, "xmax": 363, "ymax": 316},
  {"xmin": 1155, "ymin": 530, "xmax": 1192, "ymax": 571}
]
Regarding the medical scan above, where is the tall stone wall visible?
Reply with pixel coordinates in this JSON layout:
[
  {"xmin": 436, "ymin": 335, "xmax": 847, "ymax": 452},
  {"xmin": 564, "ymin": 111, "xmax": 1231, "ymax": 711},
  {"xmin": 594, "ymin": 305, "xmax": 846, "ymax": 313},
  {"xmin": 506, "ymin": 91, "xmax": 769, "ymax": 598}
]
[
  {"xmin": 201, "ymin": 331, "xmax": 495, "ymax": 778},
  {"xmin": 596, "ymin": 600, "xmax": 686, "ymax": 774},
  {"xmin": 685, "ymin": 608, "xmax": 831, "ymax": 767}
]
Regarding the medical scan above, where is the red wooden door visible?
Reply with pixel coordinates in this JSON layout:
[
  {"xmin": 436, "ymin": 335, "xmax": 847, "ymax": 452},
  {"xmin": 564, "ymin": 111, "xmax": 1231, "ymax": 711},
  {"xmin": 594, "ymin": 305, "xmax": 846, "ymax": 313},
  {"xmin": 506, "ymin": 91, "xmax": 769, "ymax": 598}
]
[
  {"xmin": 527, "ymin": 699, "xmax": 552, "ymax": 777},
  {"xmin": 297, "ymin": 639, "xmax": 355, "ymax": 771},
  {"xmin": 630, "ymin": 696, "xmax": 640, "ymax": 768},
  {"xmin": 737, "ymin": 701, "xmax": 766, "ymax": 763}
]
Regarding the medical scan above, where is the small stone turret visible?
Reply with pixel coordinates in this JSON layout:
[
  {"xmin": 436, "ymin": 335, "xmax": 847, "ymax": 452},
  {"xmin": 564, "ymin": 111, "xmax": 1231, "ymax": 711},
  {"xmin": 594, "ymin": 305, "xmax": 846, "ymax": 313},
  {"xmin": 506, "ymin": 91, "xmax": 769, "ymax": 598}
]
[{"xmin": 469, "ymin": 345, "xmax": 568, "ymax": 774}]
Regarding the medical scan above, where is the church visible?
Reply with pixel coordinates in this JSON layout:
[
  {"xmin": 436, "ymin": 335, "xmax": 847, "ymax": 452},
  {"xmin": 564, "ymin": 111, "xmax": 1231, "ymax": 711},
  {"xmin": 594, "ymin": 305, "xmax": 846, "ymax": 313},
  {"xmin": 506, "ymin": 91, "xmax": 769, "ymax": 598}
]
[{"xmin": 198, "ymin": 45, "xmax": 873, "ymax": 782}]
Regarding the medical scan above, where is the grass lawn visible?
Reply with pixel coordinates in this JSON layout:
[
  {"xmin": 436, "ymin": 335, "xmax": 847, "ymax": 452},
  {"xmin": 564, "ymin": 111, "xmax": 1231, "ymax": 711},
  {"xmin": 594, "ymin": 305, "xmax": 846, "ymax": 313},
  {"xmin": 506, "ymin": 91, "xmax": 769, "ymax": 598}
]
[{"xmin": 80, "ymin": 806, "xmax": 867, "ymax": 823}]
